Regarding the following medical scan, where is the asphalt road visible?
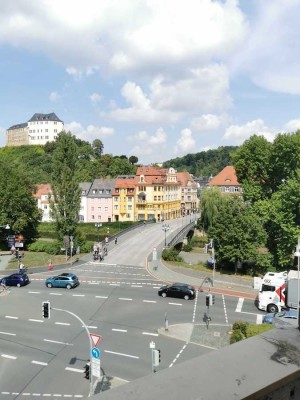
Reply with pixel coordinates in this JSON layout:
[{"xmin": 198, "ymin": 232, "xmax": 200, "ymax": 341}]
[{"xmin": 0, "ymin": 221, "xmax": 264, "ymax": 398}]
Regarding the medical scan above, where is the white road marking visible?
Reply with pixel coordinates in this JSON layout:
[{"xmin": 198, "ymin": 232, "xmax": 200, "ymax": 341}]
[
  {"xmin": 168, "ymin": 302, "xmax": 182, "ymax": 306},
  {"xmin": 28, "ymin": 319, "xmax": 43, "ymax": 323},
  {"xmin": 65, "ymin": 367, "xmax": 85, "ymax": 373},
  {"xmin": 104, "ymin": 350, "xmax": 139, "ymax": 359},
  {"xmin": 118, "ymin": 297, "xmax": 132, "ymax": 301},
  {"xmin": 5, "ymin": 316, "xmax": 18, "ymax": 319},
  {"xmin": 95, "ymin": 295, "xmax": 108, "ymax": 299},
  {"xmin": 55, "ymin": 322, "xmax": 71, "ymax": 326},
  {"xmin": 86, "ymin": 325, "xmax": 98, "ymax": 329},
  {"xmin": 0, "ymin": 331, "xmax": 16, "ymax": 336},
  {"xmin": 235, "ymin": 297, "xmax": 244, "ymax": 312},
  {"xmin": 142, "ymin": 332, "xmax": 159, "ymax": 337},
  {"xmin": 169, "ymin": 343, "xmax": 188, "ymax": 367},
  {"xmin": 112, "ymin": 328, "xmax": 127, "ymax": 332},
  {"xmin": 131, "ymin": 285, "xmax": 143, "ymax": 287},
  {"xmin": 44, "ymin": 339, "xmax": 73, "ymax": 346},
  {"xmin": 2, "ymin": 354, "xmax": 17, "ymax": 359},
  {"xmin": 32, "ymin": 360, "xmax": 48, "ymax": 366},
  {"xmin": 49, "ymin": 293, "xmax": 62, "ymax": 296},
  {"xmin": 143, "ymin": 300, "xmax": 156, "ymax": 303},
  {"xmin": 28, "ymin": 291, "xmax": 41, "ymax": 294},
  {"xmin": 222, "ymin": 295, "xmax": 229, "ymax": 324},
  {"xmin": 72, "ymin": 294, "xmax": 85, "ymax": 297}
]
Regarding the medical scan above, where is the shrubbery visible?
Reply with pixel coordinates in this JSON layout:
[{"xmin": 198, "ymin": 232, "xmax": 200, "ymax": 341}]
[
  {"xmin": 27, "ymin": 240, "xmax": 62, "ymax": 255},
  {"xmin": 230, "ymin": 320, "xmax": 272, "ymax": 344},
  {"xmin": 162, "ymin": 248, "xmax": 183, "ymax": 262}
]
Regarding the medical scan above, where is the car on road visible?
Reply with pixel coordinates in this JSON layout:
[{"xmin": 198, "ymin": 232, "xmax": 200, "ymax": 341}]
[
  {"xmin": 262, "ymin": 309, "xmax": 298, "ymax": 326},
  {"xmin": 158, "ymin": 282, "xmax": 196, "ymax": 300},
  {"xmin": 45, "ymin": 273, "xmax": 79, "ymax": 289},
  {"xmin": 0, "ymin": 273, "xmax": 30, "ymax": 287}
]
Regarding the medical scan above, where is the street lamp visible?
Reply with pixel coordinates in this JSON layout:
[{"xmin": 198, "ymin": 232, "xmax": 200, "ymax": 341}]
[
  {"xmin": 1, "ymin": 224, "xmax": 10, "ymax": 230},
  {"xmin": 95, "ymin": 223, "xmax": 102, "ymax": 242},
  {"xmin": 294, "ymin": 237, "xmax": 300, "ymax": 330},
  {"xmin": 162, "ymin": 223, "xmax": 170, "ymax": 248}
]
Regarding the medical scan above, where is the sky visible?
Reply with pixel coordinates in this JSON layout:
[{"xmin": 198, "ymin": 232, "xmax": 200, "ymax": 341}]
[{"xmin": 1, "ymin": 0, "xmax": 300, "ymax": 165}]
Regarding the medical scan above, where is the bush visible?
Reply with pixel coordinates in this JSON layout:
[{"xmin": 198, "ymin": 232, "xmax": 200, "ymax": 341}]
[
  {"xmin": 27, "ymin": 240, "xmax": 62, "ymax": 255},
  {"xmin": 230, "ymin": 320, "xmax": 273, "ymax": 344},
  {"xmin": 182, "ymin": 241, "xmax": 193, "ymax": 252},
  {"xmin": 190, "ymin": 236, "xmax": 208, "ymax": 248},
  {"xmin": 162, "ymin": 248, "xmax": 183, "ymax": 262}
]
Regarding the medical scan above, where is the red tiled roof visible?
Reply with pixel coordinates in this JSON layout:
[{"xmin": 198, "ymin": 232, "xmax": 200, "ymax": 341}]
[
  {"xmin": 208, "ymin": 166, "xmax": 240, "ymax": 186},
  {"xmin": 34, "ymin": 183, "xmax": 52, "ymax": 198}
]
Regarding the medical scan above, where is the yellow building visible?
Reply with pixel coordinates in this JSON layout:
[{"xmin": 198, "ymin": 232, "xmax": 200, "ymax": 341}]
[
  {"xmin": 134, "ymin": 166, "xmax": 181, "ymax": 221},
  {"xmin": 112, "ymin": 176, "xmax": 136, "ymax": 222}
]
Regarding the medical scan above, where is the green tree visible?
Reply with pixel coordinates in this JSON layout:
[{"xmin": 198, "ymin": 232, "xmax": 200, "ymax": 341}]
[
  {"xmin": 49, "ymin": 132, "xmax": 81, "ymax": 240},
  {"xmin": 129, "ymin": 155, "xmax": 139, "ymax": 165},
  {"xmin": 232, "ymin": 135, "xmax": 272, "ymax": 202},
  {"xmin": 268, "ymin": 131, "xmax": 300, "ymax": 191},
  {"xmin": 265, "ymin": 172, "xmax": 300, "ymax": 269},
  {"xmin": 199, "ymin": 188, "xmax": 224, "ymax": 231},
  {"xmin": 92, "ymin": 139, "xmax": 104, "ymax": 158},
  {"xmin": 0, "ymin": 160, "xmax": 41, "ymax": 244},
  {"xmin": 208, "ymin": 196, "xmax": 268, "ymax": 274}
]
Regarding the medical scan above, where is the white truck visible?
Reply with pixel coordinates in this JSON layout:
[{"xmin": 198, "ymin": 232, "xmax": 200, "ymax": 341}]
[{"xmin": 258, "ymin": 270, "xmax": 300, "ymax": 313}]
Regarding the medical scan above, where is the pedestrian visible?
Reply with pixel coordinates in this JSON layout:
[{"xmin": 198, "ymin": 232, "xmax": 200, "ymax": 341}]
[
  {"xmin": 19, "ymin": 262, "xmax": 24, "ymax": 273},
  {"xmin": 115, "ymin": 237, "xmax": 118, "ymax": 245},
  {"xmin": 105, "ymin": 236, "xmax": 109, "ymax": 245}
]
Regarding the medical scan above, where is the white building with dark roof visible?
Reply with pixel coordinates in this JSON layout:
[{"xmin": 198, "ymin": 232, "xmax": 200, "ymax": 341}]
[{"xmin": 6, "ymin": 112, "xmax": 64, "ymax": 147}]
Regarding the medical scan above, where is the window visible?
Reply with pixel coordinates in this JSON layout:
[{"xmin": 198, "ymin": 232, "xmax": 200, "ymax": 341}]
[
  {"xmin": 126, "ymin": 213, "xmax": 130, "ymax": 218},
  {"xmin": 91, "ymin": 207, "xmax": 94, "ymax": 211},
  {"xmin": 115, "ymin": 189, "xmax": 119, "ymax": 193},
  {"xmin": 91, "ymin": 215, "xmax": 95, "ymax": 220},
  {"xmin": 98, "ymin": 207, "xmax": 102, "ymax": 211},
  {"xmin": 54, "ymin": 129, "xmax": 57, "ymax": 133},
  {"xmin": 81, "ymin": 190, "xmax": 86, "ymax": 195},
  {"xmin": 128, "ymin": 197, "xmax": 132, "ymax": 202},
  {"xmin": 128, "ymin": 205, "xmax": 132, "ymax": 210},
  {"xmin": 99, "ymin": 189, "xmax": 103, "ymax": 194},
  {"xmin": 106, "ymin": 190, "xmax": 110, "ymax": 194},
  {"xmin": 105, "ymin": 207, "xmax": 108, "ymax": 211},
  {"xmin": 92, "ymin": 189, "xmax": 97, "ymax": 194},
  {"xmin": 114, "ymin": 205, "xmax": 118, "ymax": 210},
  {"xmin": 45, "ymin": 129, "xmax": 48, "ymax": 132},
  {"xmin": 114, "ymin": 197, "xmax": 119, "ymax": 202}
]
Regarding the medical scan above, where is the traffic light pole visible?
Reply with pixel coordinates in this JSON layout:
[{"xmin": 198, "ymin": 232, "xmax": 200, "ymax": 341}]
[{"xmin": 51, "ymin": 307, "xmax": 94, "ymax": 397}]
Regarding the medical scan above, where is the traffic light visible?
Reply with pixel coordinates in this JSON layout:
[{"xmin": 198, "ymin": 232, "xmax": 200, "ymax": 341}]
[
  {"xmin": 206, "ymin": 294, "xmax": 210, "ymax": 307},
  {"xmin": 212, "ymin": 295, "xmax": 215, "ymax": 305},
  {"xmin": 42, "ymin": 301, "xmax": 50, "ymax": 319},
  {"xmin": 153, "ymin": 349, "xmax": 161, "ymax": 366},
  {"xmin": 84, "ymin": 363, "xmax": 90, "ymax": 380}
]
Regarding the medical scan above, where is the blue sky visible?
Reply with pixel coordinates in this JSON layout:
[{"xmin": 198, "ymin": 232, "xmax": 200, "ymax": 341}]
[{"xmin": 1, "ymin": 0, "xmax": 300, "ymax": 165}]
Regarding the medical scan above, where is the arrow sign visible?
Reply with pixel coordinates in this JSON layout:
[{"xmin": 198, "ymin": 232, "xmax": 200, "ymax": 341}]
[{"xmin": 90, "ymin": 333, "xmax": 102, "ymax": 347}]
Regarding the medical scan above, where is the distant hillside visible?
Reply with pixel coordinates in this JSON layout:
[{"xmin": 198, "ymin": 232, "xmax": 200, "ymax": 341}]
[{"xmin": 163, "ymin": 146, "xmax": 238, "ymax": 176}]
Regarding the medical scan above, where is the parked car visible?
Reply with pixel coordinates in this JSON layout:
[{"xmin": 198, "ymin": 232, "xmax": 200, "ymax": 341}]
[
  {"xmin": 45, "ymin": 273, "xmax": 79, "ymax": 289},
  {"xmin": 158, "ymin": 283, "xmax": 196, "ymax": 300},
  {"xmin": 263, "ymin": 309, "xmax": 298, "ymax": 326},
  {"xmin": 0, "ymin": 273, "xmax": 30, "ymax": 287}
]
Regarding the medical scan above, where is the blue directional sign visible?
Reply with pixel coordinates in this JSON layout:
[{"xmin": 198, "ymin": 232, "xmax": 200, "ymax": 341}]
[{"xmin": 91, "ymin": 347, "xmax": 100, "ymax": 359}]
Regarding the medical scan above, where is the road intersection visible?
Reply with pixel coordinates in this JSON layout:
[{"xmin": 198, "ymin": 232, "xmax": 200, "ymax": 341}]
[{"xmin": 0, "ymin": 221, "xmax": 262, "ymax": 398}]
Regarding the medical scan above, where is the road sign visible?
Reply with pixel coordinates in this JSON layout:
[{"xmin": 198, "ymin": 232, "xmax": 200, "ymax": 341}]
[
  {"xmin": 90, "ymin": 333, "xmax": 102, "ymax": 347},
  {"xmin": 92, "ymin": 358, "xmax": 101, "ymax": 378},
  {"xmin": 91, "ymin": 347, "xmax": 100, "ymax": 359},
  {"xmin": 152, "ymin": 247, "xmax": 157, "ymax": 261}
]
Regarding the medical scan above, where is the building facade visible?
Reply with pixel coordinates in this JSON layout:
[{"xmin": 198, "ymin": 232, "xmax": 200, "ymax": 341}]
[
  {"xmin": 177, "ymin": 172, "xmax": 199, "ymax": 215},
  {"xmin": 86, "ymin": 179, "xmax": 116, "ymax": 223},
  {"xmin": 6, "ymin": 112, "xmax": 64, "ymax": 147},
  {"xmin": 208, "ymin": 166, "xmax": 242, "ymax": 195},
  {"xmin": 33, "ymin": 184, "xmax": 54, "ymax": 222},
  {"xmin": 112, "ymin": 176, "xmax": 136, "ymax": 222}
]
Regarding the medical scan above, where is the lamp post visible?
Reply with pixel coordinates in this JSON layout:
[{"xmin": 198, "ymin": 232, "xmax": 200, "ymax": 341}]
[
  {"xmin": 162, "ymin": 223, "xmax": 170, "ymax": 248},
  {"xmin": 294, "ymin": 237, "xmax": 300, "ymax": 329},
  {"xmin": 95, "ymin": 223, "xmax": 102, "ymax": 243},
  {"xmin": 0, "ymin": 224, "xmax": 10, "ymax": 230}
]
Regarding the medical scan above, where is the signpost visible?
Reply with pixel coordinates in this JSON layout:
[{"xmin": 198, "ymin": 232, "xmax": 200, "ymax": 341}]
[
  {"xmin": 152, "ymin": 247, "xmax": 158, "ymax": 271},
  {"xmin": 91, "ymin": 348, "xmax": 101, "ymax": 378}
]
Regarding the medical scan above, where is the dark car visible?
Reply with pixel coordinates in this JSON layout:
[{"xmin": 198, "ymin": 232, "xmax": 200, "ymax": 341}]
[
  {"xmin": 158, "ymin": 283, "xmax": 196, "ymax": 300},
  {"xmin": 263, "ymin": 309, "xmax": 298, "ymax": 326},
  {"xmin": 45, "ymin": 273, "xmax": 79, "ymax": 289},
  {"xmin": 0, "ymin": 273, "xmax": 30, "ymax": 287}
]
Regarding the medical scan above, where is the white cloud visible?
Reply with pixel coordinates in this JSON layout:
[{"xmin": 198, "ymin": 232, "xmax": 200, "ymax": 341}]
[
  {"xmin": 90, "ymin": 93, "xmax": 102, "ymax": 104},
  {"xmin": 127, "ymin": 128, "xmax": 167, "ymax": 157},
  {"xmin": 109, "ymin": 65, "xmax": 231, "ymax": 124},
  {"xmin": 231, "ymin": 1, "xmax": 300, "ymax": 94},
  {"xmin": 0, "ymin": 1, "xmax": 247, "ymax": 77},
  {"xmin": 49, "ymin": 91, "xmax": 61, "ymax": 102},
  {"xmin": 174, "ymin": 128, "xmax": 196, "ymax": 155},
  {"xmin": 222, "ymin": 119, "xmax": 275, "ymax": 144},
  {"xmin": 191, "ymin": 113, "xmax": 230, "ymax": 132},
  {"xmin": 283, "ymin": 119, "xmax": 300, "ymax": 132},
  {"xmin": 64, "ymin": 121, "xmax": 114, "ymax": 142}
]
